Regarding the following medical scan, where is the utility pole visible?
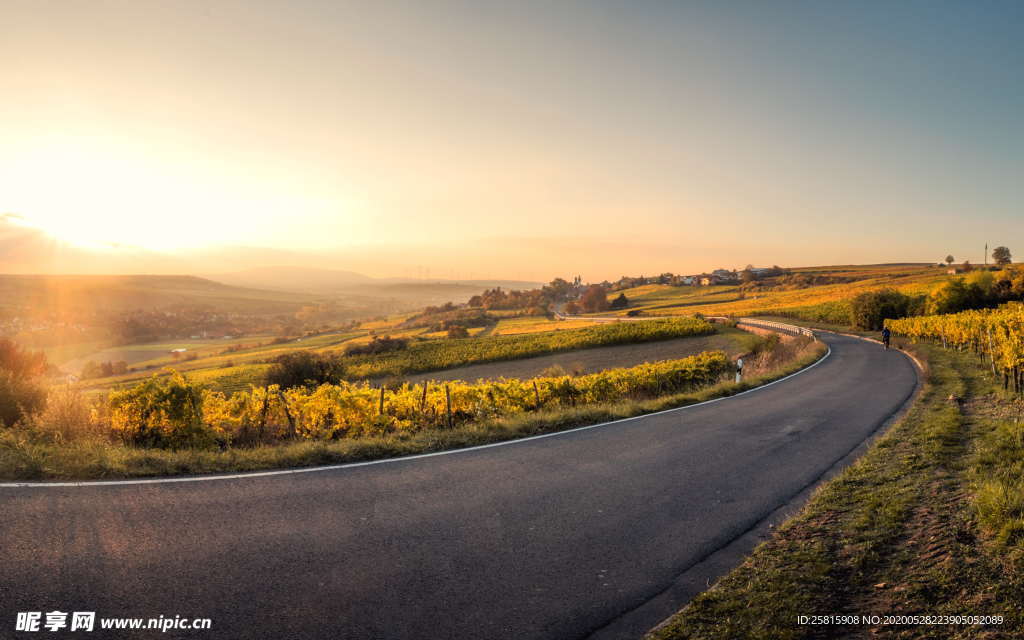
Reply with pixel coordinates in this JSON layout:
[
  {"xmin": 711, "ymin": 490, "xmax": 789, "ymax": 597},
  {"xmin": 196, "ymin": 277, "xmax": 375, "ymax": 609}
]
[{"xmin": 985, "ymin": 242, "xmax": 988, "ymax": 266}]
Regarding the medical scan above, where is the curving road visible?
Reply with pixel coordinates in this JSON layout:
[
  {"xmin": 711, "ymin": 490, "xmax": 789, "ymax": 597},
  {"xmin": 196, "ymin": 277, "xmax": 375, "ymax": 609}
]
[{"xmin": 0, "ymin": 332, "xmax": 917, "ymax": 640}]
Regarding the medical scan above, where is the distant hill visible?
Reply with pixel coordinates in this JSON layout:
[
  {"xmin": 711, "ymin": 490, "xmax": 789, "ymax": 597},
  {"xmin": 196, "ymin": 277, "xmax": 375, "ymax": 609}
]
[
  {"xmin": 207, "ymin": 266, "xmax": 539, "ymax": 295},
  {"xmin": 207, "ymin": 266, "xmax": 376, "ymax": 293},
  {"xmin": 0, "ymin": 272, "xmax": 545, "ymax": 324},
  {"xmin": 0, "ymin": 274, "xmax": 311, "ymax": 315}
]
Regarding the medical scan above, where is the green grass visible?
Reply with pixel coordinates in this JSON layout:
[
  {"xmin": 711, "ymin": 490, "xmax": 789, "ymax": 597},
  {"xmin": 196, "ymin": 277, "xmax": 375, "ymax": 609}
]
[
  {"xmin": 649, "ymin": 342, "xmax": 1024, "ymax": 639},
  {"xmin": 0, "ymin": 341, "xmax": 827, "ymax": 480}
]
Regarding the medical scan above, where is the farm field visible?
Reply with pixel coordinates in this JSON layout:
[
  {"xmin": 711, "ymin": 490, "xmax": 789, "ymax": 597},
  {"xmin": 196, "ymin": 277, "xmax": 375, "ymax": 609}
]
[
  {"xmin": 599, "ymin": 264, "xmax": 951, "ymax": 323},
  {"xmin": 75, "ymin": 330, "xmax": 368, "ymax": 392},
  {"xmin": 342, "ymin": 317, "xmax": 715, "ymax": 380},
  {"xmin": 61, "ymin": 336, "xmax": 279, "ymax": 372},
  {"xmin": 74, "ymin": 316, "xmax": 714, "ymax": 394},
  {"xmin": 395, "ymin": 326, "xmax": 759, "ymax": 385},
  {"xmin": 491, "ymin": 315, "xmax": 603, "ymax": 335}
]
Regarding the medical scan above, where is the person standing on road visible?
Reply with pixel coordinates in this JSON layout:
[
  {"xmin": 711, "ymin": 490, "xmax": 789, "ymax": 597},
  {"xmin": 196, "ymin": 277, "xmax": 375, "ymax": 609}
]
[{"xmin": 881, "ymin": 326, "xmax": 891, "ymax": 350}]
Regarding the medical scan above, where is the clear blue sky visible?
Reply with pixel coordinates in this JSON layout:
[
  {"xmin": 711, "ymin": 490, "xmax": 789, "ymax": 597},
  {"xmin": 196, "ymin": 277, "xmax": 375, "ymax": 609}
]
[{"xmin": 1, "ymin": 0, "xmax": 1021, "ymax": 278}]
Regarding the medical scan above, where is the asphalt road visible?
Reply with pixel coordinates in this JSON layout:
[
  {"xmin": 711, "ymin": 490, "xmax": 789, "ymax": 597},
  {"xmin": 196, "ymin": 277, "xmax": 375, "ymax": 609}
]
[{"xmin": 0, "ymin": 332, "xmax": 918, "ymax": 640}]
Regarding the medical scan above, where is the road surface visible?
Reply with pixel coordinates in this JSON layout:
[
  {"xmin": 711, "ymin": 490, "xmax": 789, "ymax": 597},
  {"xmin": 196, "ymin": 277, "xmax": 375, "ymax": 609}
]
[{"xmin": 0, "ymin": 332, "xmax": 917, "ymax": 639}]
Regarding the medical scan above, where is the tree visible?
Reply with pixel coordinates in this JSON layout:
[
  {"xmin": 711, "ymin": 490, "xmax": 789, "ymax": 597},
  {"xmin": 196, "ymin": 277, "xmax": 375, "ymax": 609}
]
[
  {"xmin": 992, "ymin": 246, "xmax": 1012, "ymax": 266},
  {"xmin": 962, "ymin": 260, "xmax": 973, "ymax": 273},
  {"xmin": 580, "ymin": 285, "xmax": 609, "ymax": 313},
  {"xmin": 0, "ymin": 339, "xmax": 48, "ymax": 378},
  {"xmin": 542, "ymin": 278, "xmax": 575, "ymax": 303},
  {"xmin": 740, "ymin": 268, "xmax": 757, "ymax": 284},
  {"xmin": 609, "ymin": 293, "xmax": 629, "ymax": 310},
  {"xmin": 945, "ymin": 255, "xmax": 955, "ymax": 265}
]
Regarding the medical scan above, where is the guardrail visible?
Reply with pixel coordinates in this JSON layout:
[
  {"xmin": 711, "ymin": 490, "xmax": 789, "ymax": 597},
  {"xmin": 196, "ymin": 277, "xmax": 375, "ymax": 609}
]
[
  {"xmin": 735, "ymin": 317, "xmax": 816, "ymax": 339},
  {"xmin": 555, "ymin": 312, "xmax": 816, "ymax": 339}
]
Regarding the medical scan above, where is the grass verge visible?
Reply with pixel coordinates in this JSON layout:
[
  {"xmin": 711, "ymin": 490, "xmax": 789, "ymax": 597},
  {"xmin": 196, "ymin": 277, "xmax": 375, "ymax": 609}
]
[
  {"xmin": 0, "ymin": 341, "xmax": 826, "ymax": 481},
  {"xmin": 648, "ymin": 342, "xmax": 1024, "ymax": 640}
]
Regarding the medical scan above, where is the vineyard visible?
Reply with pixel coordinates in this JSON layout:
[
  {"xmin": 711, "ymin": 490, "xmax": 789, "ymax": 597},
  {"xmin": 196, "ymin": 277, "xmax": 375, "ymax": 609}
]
[
  {"xmin": 886, "ymin": 302, "xmax": 1024, "ymax": 391},
  {"xmin": 340, "ymin": 317, "xmax": 715, "ymax": 379},
  {"xmin": 108, "ymin": 350, "xmax": 732, "ymax": 447},
  {"xmin": 603, "ymin": 265, "xmax": 946, "ymax": 322}
]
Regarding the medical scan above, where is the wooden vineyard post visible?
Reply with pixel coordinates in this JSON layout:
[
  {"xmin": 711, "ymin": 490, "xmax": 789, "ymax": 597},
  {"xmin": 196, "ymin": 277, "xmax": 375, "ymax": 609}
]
[
  {"xmin": 277, "ymin": 390, "xmax": 296, "ymax": 437},
  {"xmin": 420, "ymin": 383, "xmax": 428, "ymax": 413},
  {"xmin": 445, "ymin": 384, "xmax": 453, "ymax": 429},
  {"xmin": 987, "ymin": 327, "xmax": 997, "ymax": 376},
  {"xmin": 258, "ymin": 387, "xmax": 270, "ymax": 440},
  {"xmin": 533, "ymin": 381, "xmax": 541, "ymax": 409},
  {"xmin": 379, "ymin": 385, "xmax": 386, "ymax": 416}
]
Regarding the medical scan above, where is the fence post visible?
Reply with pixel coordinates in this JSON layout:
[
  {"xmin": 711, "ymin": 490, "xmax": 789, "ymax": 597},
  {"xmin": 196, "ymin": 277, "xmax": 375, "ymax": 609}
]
[
  {"xmin": 277, "ymin": 390, "xmax": 296, "ymax": 437},
  {"xmin": 986, "ymin": 327, "xmax": 997, "ymax": 376},
  {"xmin": 258, "ymin": 387, "xmax": 270, "ymax": 440},
  {"xmin": 445, "ymin": 385, "xmax": 453, "ymax": 429}
]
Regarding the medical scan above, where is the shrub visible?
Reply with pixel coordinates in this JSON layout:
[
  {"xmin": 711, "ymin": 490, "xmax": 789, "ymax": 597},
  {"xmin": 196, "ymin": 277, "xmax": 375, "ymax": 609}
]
[
  {"xmin": 540, "ymin": 364, "xmax": 569, "ymax": 377},
  {"xmin": 0, "ymin": 371, "xmax": 47, "ymax": 428},
  {"xmin": 0, "ymin": 339, "xmax": 49, "ymax": 427},
  {"xmin": 447, "ymin": 325, "xmax": 470, "ymax": 339},
  {"xmin": 849, "ymin": 288, "xmax": 911, "ymax": 330},
  {"xmin": 344, "ymin": 336, "xmax": 408, "ymax": 356},
  {"xmin": 265, "ymin": 351, "xmax": 342, "ymax": 389},
  {"xmin": 27, "ymin": 386, "xmax": 101, "ymax": 443}
]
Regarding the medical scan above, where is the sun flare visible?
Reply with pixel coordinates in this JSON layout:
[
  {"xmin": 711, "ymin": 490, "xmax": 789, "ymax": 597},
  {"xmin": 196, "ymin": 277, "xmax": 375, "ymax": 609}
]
[{"xmin": 1, "ymin": 135, "xmax": 296, "ymax": 252}]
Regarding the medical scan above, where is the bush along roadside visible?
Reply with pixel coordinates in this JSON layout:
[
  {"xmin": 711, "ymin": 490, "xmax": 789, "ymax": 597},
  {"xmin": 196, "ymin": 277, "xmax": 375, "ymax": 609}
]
[
  {"xmin": 0, "ymin": 338, "xmax": 825, "ymax": 481},
  {"xmin": 648, "ymin": 342, "xmax": 1024, "ymax": 640}
]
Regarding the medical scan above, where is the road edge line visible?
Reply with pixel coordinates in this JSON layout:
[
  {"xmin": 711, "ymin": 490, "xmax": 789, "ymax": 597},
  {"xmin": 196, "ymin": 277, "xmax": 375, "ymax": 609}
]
[{"xmin": 2, "ymin": 345, "xmax": 833, "ymax": 488}]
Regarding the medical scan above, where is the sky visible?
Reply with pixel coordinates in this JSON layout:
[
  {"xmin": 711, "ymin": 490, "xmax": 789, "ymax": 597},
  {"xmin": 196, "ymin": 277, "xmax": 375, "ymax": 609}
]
[{"xmin": 1, "ymin": 0, "xmax": 1022, "ymax": 281}]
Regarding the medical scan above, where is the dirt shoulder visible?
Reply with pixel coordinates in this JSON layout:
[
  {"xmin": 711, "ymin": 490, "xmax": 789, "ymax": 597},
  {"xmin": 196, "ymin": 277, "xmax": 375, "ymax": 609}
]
[{"xmin": 648, "ymin": 342, "xmax": 1024, "ymax": 639}]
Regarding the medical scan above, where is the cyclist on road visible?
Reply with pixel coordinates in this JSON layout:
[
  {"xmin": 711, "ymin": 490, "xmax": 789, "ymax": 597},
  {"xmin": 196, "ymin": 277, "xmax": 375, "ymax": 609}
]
[{"xmin": 881, "ymin": 326, "xmax": 891, "ymax": 350}]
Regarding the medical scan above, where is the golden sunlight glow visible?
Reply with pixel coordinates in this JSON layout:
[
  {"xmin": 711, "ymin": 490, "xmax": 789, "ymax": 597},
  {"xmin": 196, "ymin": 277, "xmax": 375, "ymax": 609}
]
[{"xmin": 2, "ymin": 134, "xmax": 344, "ymax": 252}]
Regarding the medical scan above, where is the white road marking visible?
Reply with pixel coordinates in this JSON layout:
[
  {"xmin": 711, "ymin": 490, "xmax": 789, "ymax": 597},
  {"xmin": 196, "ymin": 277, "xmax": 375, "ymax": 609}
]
[{"xmin": 1, "ymin": 345, "xmax": 836, "ymax": 488}]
